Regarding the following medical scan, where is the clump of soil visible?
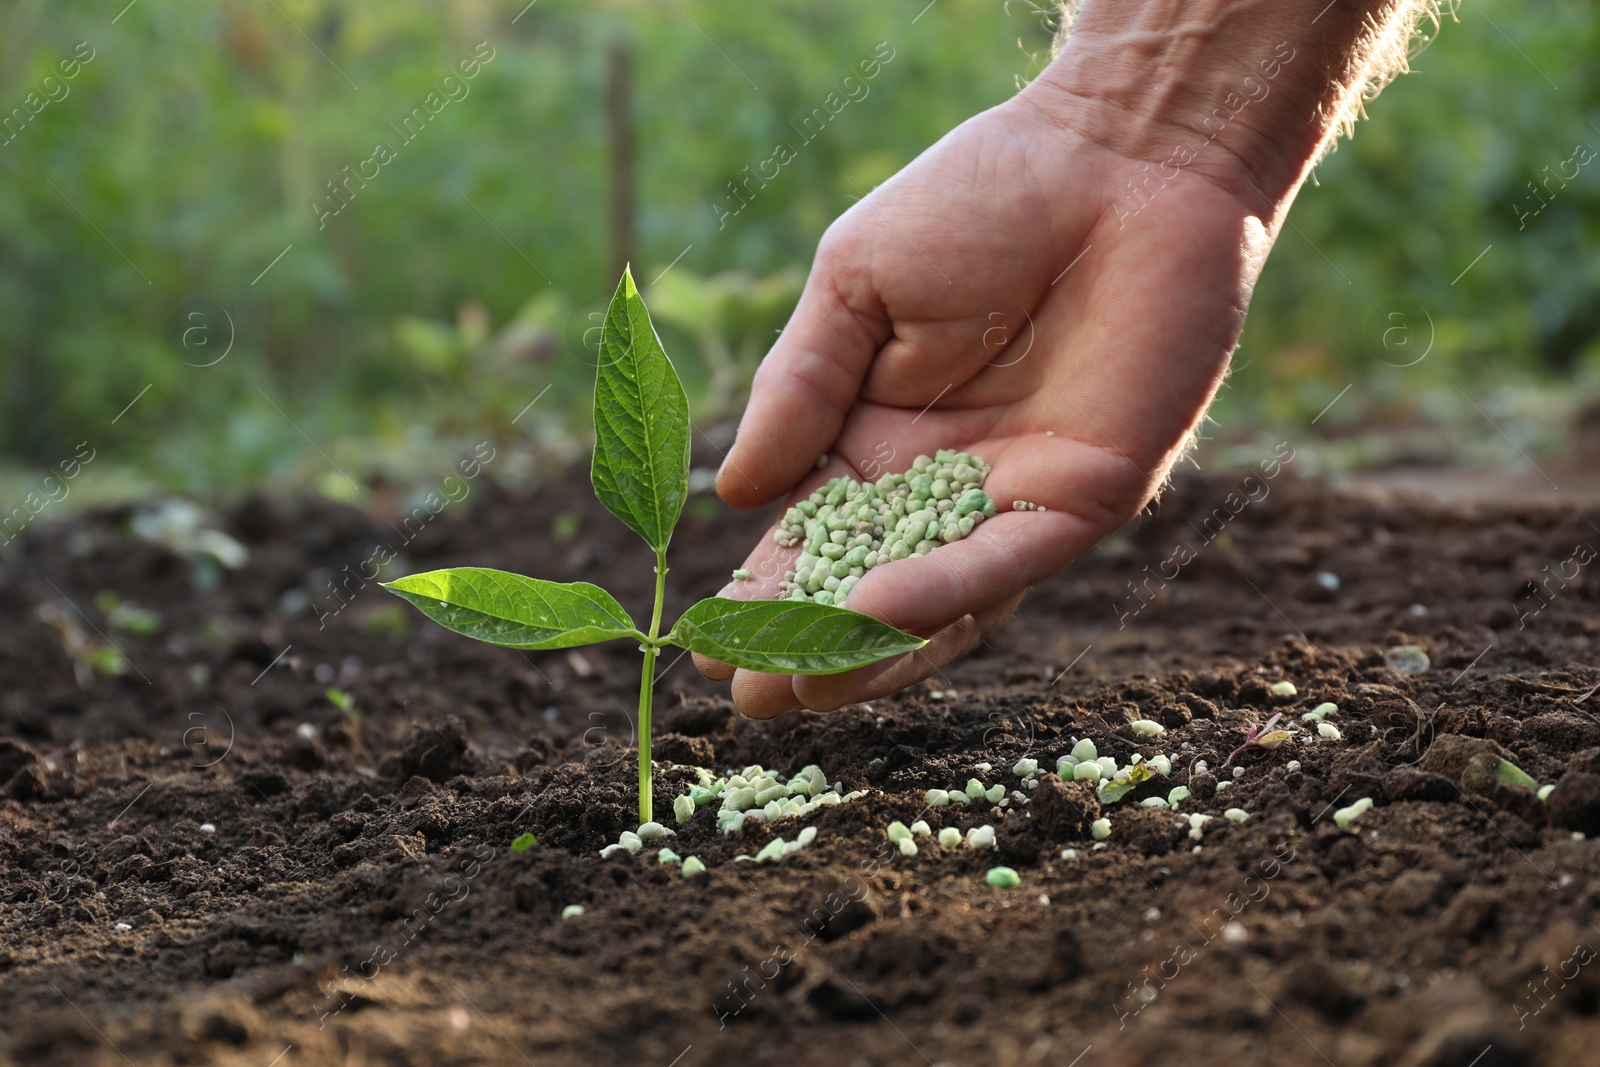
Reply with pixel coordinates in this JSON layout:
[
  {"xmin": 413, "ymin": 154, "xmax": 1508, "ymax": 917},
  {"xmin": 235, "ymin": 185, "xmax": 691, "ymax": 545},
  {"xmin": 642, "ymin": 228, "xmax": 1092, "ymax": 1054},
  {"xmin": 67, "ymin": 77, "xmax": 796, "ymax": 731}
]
[{"xmin": 1, "ymin": 465, "xmax": 1599, "ymax": 1066}]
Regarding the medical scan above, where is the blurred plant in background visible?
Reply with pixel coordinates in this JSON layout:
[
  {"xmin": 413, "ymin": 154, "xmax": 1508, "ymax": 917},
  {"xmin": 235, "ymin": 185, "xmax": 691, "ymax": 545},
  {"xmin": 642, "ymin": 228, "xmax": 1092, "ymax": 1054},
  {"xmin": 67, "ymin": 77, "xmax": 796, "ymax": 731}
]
[{"xmin": 0, "ymin": 0, "xmax": 1595, "ymax": 506}]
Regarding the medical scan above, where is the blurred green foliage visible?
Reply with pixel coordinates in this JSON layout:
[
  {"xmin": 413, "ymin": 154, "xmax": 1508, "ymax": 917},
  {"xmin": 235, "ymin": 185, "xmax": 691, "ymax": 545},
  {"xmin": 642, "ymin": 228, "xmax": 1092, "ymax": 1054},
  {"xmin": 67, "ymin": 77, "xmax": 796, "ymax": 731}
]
[
  {"xmin": 1220, "ymin": 0, "xmax": 1600, "ymax": 429},
  {"xmin": 0, "ymin": 0, "xmax": 1596, "ymax": 497}
]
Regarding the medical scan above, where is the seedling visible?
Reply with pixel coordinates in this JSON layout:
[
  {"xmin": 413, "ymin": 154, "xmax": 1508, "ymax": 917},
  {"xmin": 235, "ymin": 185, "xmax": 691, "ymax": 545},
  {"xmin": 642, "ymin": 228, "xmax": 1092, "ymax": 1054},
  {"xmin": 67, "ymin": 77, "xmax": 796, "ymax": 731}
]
[
  {"xmin": 37, "ymin": 602, "xmax": 128, "ymax": 687},
  {"xmin": 96, "ymin": 592, "xmax": 162, "ymax": 637},
  {"xmin": 1224, "ymin": 712, "xmax": 1292, "ymax": 766},
  {"xmin": 382, "ymin": 269, "xmax": 926, "ymax": 823},
  {"xmin": 1493, "ymin": 758, "xmax": 1539, "ymax": 791},
  {"xmin": 325, "ymin": 687, "xmax": 358, "ymax": 717}
]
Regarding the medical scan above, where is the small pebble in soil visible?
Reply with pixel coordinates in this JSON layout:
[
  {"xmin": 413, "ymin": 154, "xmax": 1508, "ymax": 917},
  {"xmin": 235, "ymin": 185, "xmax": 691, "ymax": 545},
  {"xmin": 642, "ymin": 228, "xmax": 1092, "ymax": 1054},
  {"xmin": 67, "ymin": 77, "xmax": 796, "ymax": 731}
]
[
  {"xmin": 637, "ymin": 822, "xmax": 672, "ymax": 840},
  {"xmin": 200, "ymin": 823, "xmax": 216, "ymax": 833},
  {"xmin": 926, "ymin": 788, "xmax": 950, "ymax": 806},
  {"xmin": 1091, "ymin": 818, "xmax": 1112, "ymax": 841},
  {"xmin": 681, "ymin": 856, "xmax": 707, "ymax": 877},
  {"xmin": 1060, "ymin": 848, "xmax": 1079, "ymax": 860},
  {"xmin": 1130, "ymin": 719, "xmax": 1165, "ymax": 737},
  {"xmin": 657, "ymin": 848, "xmax": 681, "ymax": 865},
  {"xmin": 1303, "ymin": 702, "xmax": 1338, "ymax": 722},
  {"xmin": 985, "ymin": 866, "xmax": 1021, "ymax": 888},
  {"xmin": 697, "ymin": 763, "xmax": 866, "ymax": 837},
  {"xmin": 938, "ymin": 827, "xmax": 962, "ymax": 848},
  {"xmin": 1315, "ymin": 571, "xmax": 1340, "ymax": 590},
  {"xmin": 966, "ymin": 825, "xmax": 997, "ymax": 850},
  {"xmin": 599, "ymin": 831, "xmax": 645, "ymax": 858},
  {"xmin": 1168, "ymin": 786, "xmax": 1191, "ymax": 806},
  {"xmin": 1220, "ymin": 921, "xmax": 1248, "ymax": 943},
  {"xmin": 1232, "ymin": 766, "xmax": 1246, "ymax": 778},
  {"xmin": 674, "ymin": 795, "xmax": 695, "ymax": 825},
  {"xmin": 886, "ymin": 821, "xmax": 911, "ymax": 843},
  {"xmin": 1318, "ymin": 722, "xmax": 1342, "ymax": 740},
  {"xmin": 1224, "ymin": 808, "xmax": 1250, "ymax": 823},
  {"xmin": 1073, "ymin": 762, "xmax": 1102, "ymax": 782},
  {"xmin": 1012, "ymin": 757, "xmax": 1039, "ymax": 776},
  {"xmin": 910, "ymin": 820, "xmax": 932, "ymax": 837},
  {"xmin": 898, "ymin": 836, "xmax": 918, "ymax": 857},
  {"xmin": 1384, "ymin": 644, "xmax": 1431, "ymax": 676},
  {"xmin": 561, "ymin": 905, "xmax": 585, "ymax": 920},
  {"xmin": 1072, "ymin": 738, "xmax": 1098, "ymax": 762},
  {"xmin": 1286, "ymin": 760, "xmax": 1302, "ymax": 772},
  {"xmin": 1268, "ymin": 681, "xmax": 1297, "ymax": 697},
  {"xmin": 753, "ymin": 838, "xmax": 787, "ymax": 863},
  {"xmin": 1215, "ymin": 781, "xmax": 1231, "ymax": 793},
  {"xmin": 115, "ymin": 922, "xmax": 132, "ymax": 931}
]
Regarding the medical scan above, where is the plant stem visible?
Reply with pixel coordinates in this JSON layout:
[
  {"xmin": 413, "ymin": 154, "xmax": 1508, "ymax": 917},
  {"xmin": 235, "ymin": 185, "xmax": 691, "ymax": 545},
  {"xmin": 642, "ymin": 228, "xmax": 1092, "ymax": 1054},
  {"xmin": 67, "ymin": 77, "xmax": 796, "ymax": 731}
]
[{"xmin": 637, "ymin": 547, "xmax": 669, "ymax": 825}]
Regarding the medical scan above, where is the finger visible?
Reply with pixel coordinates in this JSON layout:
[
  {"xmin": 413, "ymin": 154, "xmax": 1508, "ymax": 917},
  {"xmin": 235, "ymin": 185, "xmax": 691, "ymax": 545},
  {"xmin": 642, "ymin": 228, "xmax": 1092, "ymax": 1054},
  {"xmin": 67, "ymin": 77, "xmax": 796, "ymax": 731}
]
[
  {"xmin": 692, "ymin": 653, "xmax": 739, "ymax": 682},
  {"xmin": 715, "ymin": 240, "xmax": 889, "ymax": 509},
  {"xmin": 792, "ymin": 591, "xmax": 1025, "ymax": 712},
  {"xmin": 730, "ymin": 668, "xmax": 801, "ymax": 720}
]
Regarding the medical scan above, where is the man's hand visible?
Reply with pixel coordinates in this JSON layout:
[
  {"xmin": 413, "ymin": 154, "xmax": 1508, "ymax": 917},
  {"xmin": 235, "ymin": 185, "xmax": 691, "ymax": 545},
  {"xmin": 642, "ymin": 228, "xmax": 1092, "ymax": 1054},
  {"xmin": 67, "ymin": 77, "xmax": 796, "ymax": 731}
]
[{"xmin": 697, "ymin": 0, "xmax": 1426, "ymax": 718}]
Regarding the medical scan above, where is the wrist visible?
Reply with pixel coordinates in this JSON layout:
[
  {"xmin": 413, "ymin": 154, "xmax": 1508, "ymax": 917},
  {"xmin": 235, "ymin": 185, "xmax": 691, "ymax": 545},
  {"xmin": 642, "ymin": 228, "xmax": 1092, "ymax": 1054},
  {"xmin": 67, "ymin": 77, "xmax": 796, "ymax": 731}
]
[{"xmin": 1017, "ymin": 0, "xmax": 1421, "ymax": 211}]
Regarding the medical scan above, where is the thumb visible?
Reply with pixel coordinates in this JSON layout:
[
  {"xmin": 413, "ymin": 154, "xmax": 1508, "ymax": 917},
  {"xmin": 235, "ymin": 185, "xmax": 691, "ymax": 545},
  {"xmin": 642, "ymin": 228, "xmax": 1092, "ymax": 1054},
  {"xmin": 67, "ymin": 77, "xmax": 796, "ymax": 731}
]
[{"xmin": 715, "ymin": 245, "xmax": 887, "ymax": 508}]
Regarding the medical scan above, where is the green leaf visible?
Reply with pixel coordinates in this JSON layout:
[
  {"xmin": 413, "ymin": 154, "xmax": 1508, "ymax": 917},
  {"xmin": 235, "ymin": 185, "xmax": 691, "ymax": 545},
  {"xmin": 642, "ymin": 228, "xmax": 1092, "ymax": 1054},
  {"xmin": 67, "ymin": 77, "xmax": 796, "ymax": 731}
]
[
  {"xmin": 1494, "ymin": 758, "xmax": 1539, "ymax": 791},
  {"xmin": 1097, "ymin": 762, "xmax": 1157, "ymax": 805},
  {"xmin": 511, "ymin": 833, "xmax": 537, "ymax": 852},
  {"xmin": 383, "ymin": 568, "xmax": 638, "ymax": 649},
  {"xmin": 591, "ymin": 267, "xmax": 690, "ymax": 552},
  {"xmin": 665, "ymin": 598, "xmax": 925, "ymax": 675}
]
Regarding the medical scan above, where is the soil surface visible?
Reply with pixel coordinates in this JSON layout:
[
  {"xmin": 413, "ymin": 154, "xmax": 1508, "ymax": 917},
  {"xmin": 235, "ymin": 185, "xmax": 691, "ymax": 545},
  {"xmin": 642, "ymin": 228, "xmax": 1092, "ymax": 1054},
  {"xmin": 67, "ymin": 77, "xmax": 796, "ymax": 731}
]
[{"xmin": 3, "ymin": 455, "xmax": 1600, "ymax": 1067}]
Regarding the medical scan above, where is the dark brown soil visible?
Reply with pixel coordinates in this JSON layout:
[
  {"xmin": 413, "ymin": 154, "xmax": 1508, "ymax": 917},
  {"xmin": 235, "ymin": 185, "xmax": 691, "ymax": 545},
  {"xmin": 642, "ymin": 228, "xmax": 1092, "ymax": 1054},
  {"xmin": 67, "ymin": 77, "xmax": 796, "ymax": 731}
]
[{"xmin": 3, "ymin": 459, "xmax": 1600, "ymax": 1067}]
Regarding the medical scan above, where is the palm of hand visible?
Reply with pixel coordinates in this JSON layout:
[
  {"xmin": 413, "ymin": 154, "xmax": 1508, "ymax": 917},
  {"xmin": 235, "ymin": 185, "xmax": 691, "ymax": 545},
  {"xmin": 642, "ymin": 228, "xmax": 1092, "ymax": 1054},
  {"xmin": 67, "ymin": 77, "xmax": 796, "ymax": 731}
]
[{"xmin": 704, "ymin": 97, "xmax": 1275, "ymax": 717}]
